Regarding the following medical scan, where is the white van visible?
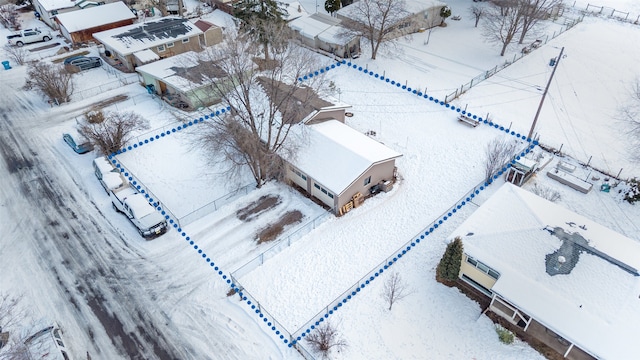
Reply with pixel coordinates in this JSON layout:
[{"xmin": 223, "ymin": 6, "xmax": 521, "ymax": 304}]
[
  {"xmin": 24, "ymin": 323, "xmax": 72, "ymax": 360},
  {"xmin": 93, "ymin": 157, "xmax": 126, "ymax": 193}
]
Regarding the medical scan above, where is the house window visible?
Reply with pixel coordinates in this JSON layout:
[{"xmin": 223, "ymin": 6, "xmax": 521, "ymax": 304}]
[
  {"xmin": 364, "ymin": 176, "xmax": 371, "ymax": 186},
  {"xmin": 157, "ymin": 44, "xmax": 166, "ymax": 52},
  {"xmin": 167, "ymin": 42, "xmax": 174, "ymax": 48},
  {"xmin": 321, "ymin": 188, "xmax": 328, "ymax": 195},
  {"xmin": 328, "ymin": 193, "xmax": 334, "ymax": 199},
  {"xmin": 182, "ymin": 38, "xmax": 190, "ymax": 44},
  {"xmin": 466, "ymin": 255, "xmax": 500, "ymax": 280}
]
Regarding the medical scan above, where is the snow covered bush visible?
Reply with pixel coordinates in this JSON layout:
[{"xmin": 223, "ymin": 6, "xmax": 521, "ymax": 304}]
[{"xmin": 495, "ymin": 325, "xmax": 514, "ymax": 345}]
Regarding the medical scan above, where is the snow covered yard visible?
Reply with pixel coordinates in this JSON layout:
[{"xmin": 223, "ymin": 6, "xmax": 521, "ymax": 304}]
[{"xmin": 2, "ymin": 0, "xmax": 640, "ymax": 359}]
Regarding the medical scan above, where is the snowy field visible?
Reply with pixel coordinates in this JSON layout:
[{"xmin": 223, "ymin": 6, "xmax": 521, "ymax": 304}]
[{"xmin": 1, "ymin": 0, "xmax": 640, "ymax": 359}]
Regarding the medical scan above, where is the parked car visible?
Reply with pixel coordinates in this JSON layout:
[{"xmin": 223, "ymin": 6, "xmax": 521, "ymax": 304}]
[
  {"xmin": 93, "ymin": 156, "xmax": 126, "ymax": 193},
  {"xmin": 6, "ymin": 28, "xmax": 52, "ymax": 46},
  {"xmin": 24, "ymin": 323, "xmax": 71, "ymax": 360},
  {"xmin": 63, "ymin": 56, "xmax": 102, "ymax": 71},
  {"xmin": 63, "ymin": 133, "xmax": 93, "ymax": 154}
]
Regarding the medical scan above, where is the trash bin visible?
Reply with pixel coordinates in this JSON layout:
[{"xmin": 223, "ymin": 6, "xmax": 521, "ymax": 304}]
[
  {"xmin": 549, "ymin": 58, "xmax": 556, "ymax": 66},
  {"xmin": 2, "ymin": 61, "xmax": 11, "ymax": 70}
]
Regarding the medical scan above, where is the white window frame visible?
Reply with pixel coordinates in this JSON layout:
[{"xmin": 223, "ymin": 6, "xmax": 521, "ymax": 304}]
[
  {"xmin": 157, "ymin": 44, "xmax": 166, "ymax": 52},
  {"xmin": 182, "ymin": 38, "xmax": 190, "ymax": 44},
  {"xmin": 167, "ymin": 42, "xmax": 174, "ymax": 48}
]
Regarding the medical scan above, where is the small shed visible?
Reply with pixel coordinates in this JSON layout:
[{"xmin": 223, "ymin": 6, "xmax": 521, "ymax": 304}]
[
  {"xmin": 55, "ymin": 2, "xmax": 136, "ymax": 45},
  {"xmin": 505, "ymin": 157, "xmax": 537, "ymax": 186},
  {"xmin": 192, "ymin": 19, "xmax": 223, "ymax": 48}
]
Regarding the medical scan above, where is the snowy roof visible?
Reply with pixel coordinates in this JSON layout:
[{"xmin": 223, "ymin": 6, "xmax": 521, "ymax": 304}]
[
  {"xmin": 55, "ymin": 2, "xmax": 135, "ymax": 32},
  {"xmin": 199, "ymin": 9, "xmax": 235, "ymax": 29},
  {"xmin": 289, "ymin": 13, "xmax": 354, "ymax": 45},
  {"xmin": 282, "ymin": 1, "xmax": 309, "ymax": 21},
  {"xmin": 133, "ymin": 49, "xmax": 160, "ymax": 63},
  {"xmin": 337, "ymin": 0, "xmax": 445, "ymax": 21},
  {"xmin": 92, "ymin": 16, "xmax": 203, "ymax": 55},
  {"xmin": 287, "ymin": 119, "xmax": 402, "ymax": 195},
  {"xmin": 37, "ymin": 0, "xmax": 78, "ymax": 12},
  {"xmin": 136, "ymin": 51, "xmax": 208, "ymax": 92},
  {"xmin": 450, "ymin": 183, "xmax": 640, "ymax": 359}
]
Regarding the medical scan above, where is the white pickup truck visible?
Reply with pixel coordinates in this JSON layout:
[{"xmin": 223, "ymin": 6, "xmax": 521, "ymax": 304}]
[
  {"xmin": 110, "ymin": 184, "xmax": 168, "ymax": 238},
  {"xmin": 6, "ymin": 28, "xmax": 53, "ymax": 46}
]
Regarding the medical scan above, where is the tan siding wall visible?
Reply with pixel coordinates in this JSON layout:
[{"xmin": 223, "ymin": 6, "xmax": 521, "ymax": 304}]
[
  {"xmin": 459, "ymin": 254, "xmax": 498, "ymax": 290},
  {"xmin": 337, "ymin": 160, "xmax": 397, "ymax": 211},
  {"xmin": 202, "ymin": 27, "xmax": 223, "ymax": 47}
]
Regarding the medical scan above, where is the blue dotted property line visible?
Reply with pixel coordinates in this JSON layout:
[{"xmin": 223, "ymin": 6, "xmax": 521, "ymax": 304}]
[
  {"xmin": 301, "ymin": 59, "xmax": 538, "ymax": 143},
  {"xmin": 104, "ymin": 104, "xmax": 294, "ymax": 347}
]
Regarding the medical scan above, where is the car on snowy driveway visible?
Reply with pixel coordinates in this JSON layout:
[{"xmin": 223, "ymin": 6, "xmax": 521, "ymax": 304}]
[
  {"xmin": 63, "ymin": 133, "xmax": 93, "ymax": 154},
  {"xmin": 63, "ymin": 56, "xmax": 102, "ymax": 71}
]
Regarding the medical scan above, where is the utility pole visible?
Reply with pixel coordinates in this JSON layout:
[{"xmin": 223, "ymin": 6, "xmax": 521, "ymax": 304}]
[{"xmin": 528, "ymin": 47, "xmax": 564, "ymax": 140}]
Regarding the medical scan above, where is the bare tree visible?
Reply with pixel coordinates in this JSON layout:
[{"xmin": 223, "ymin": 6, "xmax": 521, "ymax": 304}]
[
  {"xmin": 23, "ymin": 61, "xmax": 74, "ymax": 105},
  {"xmin": 77, "ymin": 110, "xmax": 149, "ymax": 155},
  {"xmin": 3, "ymin": 45, "xmax": 27, "ymax": 65},
  {"xmin": 517, "ymin": 0, "xmax": 560, "ymax": 44},
  {"xmin": 0, "ymin": 3, "xmax": 20, "ymax": 30},
  {"xmin": 469, "ymin": 5, "xmax": 484, "ymax": 28},
  {"xmin": 193, "ymin": 25, "xmax": 330, "ymax": 187},
  {"xmin": 482, "ymin": 1, "xmax": 525, "ymax": 56},
  {"xmin": 340, "ymin": 0, "xmax": 409, "ymax": 60},
  {"xmin": 484, "ymin": 136, "xmax": 518, "ymax": 182},
  {"xmin": 618, "ymin": 78, "xmax": 640, "ymax": 162},
  {"xmin": 381, "ymin": 271, "xmax": 411, "ymax": 311},
  {"xmin": 0, "ymin": 293, "xmax": 29, "ymax": 359},
  {"xmin": 305, "ymin": 321, "xmax": 348, "ymax": 359}
]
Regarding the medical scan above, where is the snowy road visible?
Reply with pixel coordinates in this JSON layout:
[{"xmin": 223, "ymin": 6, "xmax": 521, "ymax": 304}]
[
  {"xmin": 0, "ymin": 66, "xmax": 290, "ymax": 359},
  {"xmin": 0, "ymin": 74, "xmax": 192, "ymax": 358}
]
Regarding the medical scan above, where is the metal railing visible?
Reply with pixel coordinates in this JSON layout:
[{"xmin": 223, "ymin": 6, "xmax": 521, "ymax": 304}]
[
  {"xmin": 231, "ymin": 212, "xmax": 332, "ymax": 279},
  {"xmin": 444, "ymin": 16, "xmax": 582, "ymax": 104},
  {"xmin": 178, "ymin": 183, "xmax": 255, "ymax": 227}
]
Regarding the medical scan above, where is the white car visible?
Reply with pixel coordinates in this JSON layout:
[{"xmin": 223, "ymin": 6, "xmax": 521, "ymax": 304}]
[
  {"xmin": 23, "ymin": 323, "xmax": 72, "ymax": 360},
  {"xmin": 93, "ymin": 157, "xmax": 126, "ymax": 193}
]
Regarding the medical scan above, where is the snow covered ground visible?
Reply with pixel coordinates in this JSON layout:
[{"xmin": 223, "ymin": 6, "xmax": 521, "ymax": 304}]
[{"xmin": 1, "ymin": 0, "xmax": 640, "ymax": 359}]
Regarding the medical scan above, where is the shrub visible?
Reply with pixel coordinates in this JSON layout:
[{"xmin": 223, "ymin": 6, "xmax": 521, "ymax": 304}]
[
  {"xmin": 495, "ymin": 325, "xmax": 514, "ymax": 344},
  {"xmin": 306, "ymin": 321, "xmax": 347, "ymax": 359},
  {"xmin": 623, "ymin": 178, "xmax": 640, "ymax": 204},
  {"xmin": 436, "ymin": 236, "xmax": 463, "ymax": 284}
]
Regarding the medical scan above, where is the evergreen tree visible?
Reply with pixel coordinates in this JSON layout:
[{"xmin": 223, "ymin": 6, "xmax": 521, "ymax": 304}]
[
  {"xmin": 436, "ymin": 236, "xmax": 463, "ymax": 284},
  {"xmin": 233, "ymin": 0, "xmax": 288, "ymax": 60},
  {"xmin": 325, "ymin": 0, "xmax": 341, "ymax": 15},
  {"xmin": 439, "ymin": 5, "xmax": 451, "ymax": 25}
]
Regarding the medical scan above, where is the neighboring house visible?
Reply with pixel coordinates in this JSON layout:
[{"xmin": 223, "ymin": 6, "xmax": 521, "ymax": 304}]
[
  {"xmin": 33, "ymin": 0, "xmax": 115, "ymax": 29},
  {"xmin": 448, "ymin": 182, "xmax": 640, "ymax": 360},
  {"xmin": 55, "ymin": 1, "xmax": 136, "ymax": 45},
  {"xmin": 192, "ymin": 19, "xmax": 223, "ymax": 47},
  {"xmin": 135, "ymin": 51, "xmax": 227, "ymax": 109},
  {"xmin": 289, "ymin": 13, "xmax": 361, "ymax": 58},
  {"xmin": 92, "ymin": 16, "xmax": 205, "ymax": 72},
  {"xmin": 286, "ymin": 119, "xmax": 402, "ymax": 215},
  {"xmin": 336, "ymin": 0, "xmax": 446, "ymax": 39}
]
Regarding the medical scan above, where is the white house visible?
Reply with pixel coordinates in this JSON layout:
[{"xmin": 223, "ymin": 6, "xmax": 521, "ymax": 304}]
[
  {"xmin": 285, "ymin": 119, "xmax": 402, "ymax": 214},
  {"xmin": 289, "ymin": 13, "xmax": 360, "ymax": 58},
  {"xmin": 449, "ymin": 182, "xmax": 640, "ymax": 359},
  {"xmin": 337, "ymin": 0, "xmax": 447, "ymax": 38},
  {"xmin": 33, "ymin": 0, "xmax": 118, "ymax": 29}
]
